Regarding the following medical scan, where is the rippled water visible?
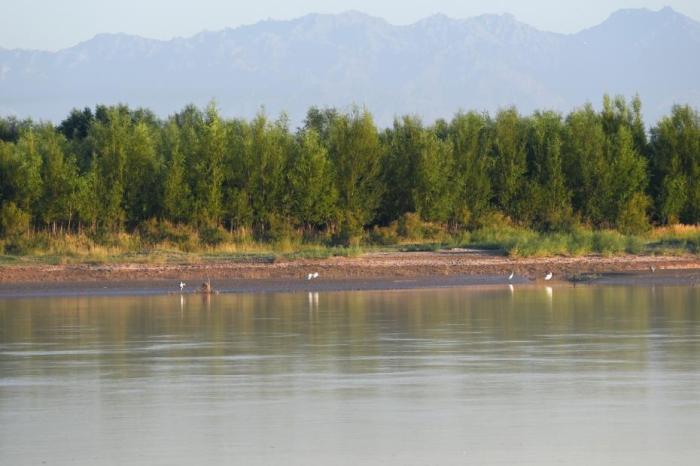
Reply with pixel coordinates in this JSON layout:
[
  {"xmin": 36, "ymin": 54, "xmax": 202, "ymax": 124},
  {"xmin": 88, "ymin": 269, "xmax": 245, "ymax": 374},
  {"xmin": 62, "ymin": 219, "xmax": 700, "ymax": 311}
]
[{"xmin": 1, "ymin": 286, "xmax": 699, "ymax": 465}]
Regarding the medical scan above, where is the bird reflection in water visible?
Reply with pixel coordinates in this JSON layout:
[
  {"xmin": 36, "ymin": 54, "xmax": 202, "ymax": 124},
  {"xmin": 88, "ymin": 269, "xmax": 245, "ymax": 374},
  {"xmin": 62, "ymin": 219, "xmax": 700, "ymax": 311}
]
[{"xmin": 308, "ymin": 292, "xmax": 319, "ymax": 313}]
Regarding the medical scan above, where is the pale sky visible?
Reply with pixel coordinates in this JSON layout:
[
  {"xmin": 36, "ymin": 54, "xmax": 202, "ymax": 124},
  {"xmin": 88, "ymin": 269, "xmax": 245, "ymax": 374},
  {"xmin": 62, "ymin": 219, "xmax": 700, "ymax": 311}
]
[{"xmin": 2, "ymin": 0, "xmax": 699, "ymax": 50}]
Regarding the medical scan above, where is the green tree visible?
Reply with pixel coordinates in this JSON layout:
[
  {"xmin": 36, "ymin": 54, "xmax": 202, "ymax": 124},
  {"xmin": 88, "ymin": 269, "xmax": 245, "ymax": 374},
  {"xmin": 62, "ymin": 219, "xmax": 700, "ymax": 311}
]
[
  {"xmin": 221, "ymin": 119, "xmax": 254, "ymax": 231},
  {"xmin": 328, "ymin": 108, "xmax": 384, "ymax": 237},
  {"xmin": 492, "ymin": 108, "xmax": 528, "ymax": 220},
  {"xmin": 288, "ymin": 129, "xmax": 337, "ymax": 228},
  {"xmin": 0, "ymin": 141, "xmax": 17, "ymax": 208},
  {"xmin": 36, "ymin": 126, "xmax": 80, "ymax": 231},
  {"xmin": 413, "ymin": 129, "xmax": 454, "ymax": 223},
  {"xmin": 0, "ymin": 117, "xmax": 33, "ymax": 143},
  {"xmin": 12, "ymin": 129, "xmax": 43, "ymax": 217},
  {"xmin": 601, "ymin": 94, "xmax": 648, "ymax": 156},
  {"xmin": 563, "ymin": 105, "xmax": 608, "ymax": 226},
  {"xmin": 124, "ymin": 122, "xmax": 160, "ymax": 225},
  {"xmin": 448, "ymin": 112, "xmax": 493, "ymax": 225},
  {"xmin": 89, "ymin": 108, "xmax": 130, "ymax": 230},
  {"xmin": 247, "ymin": 114, "xmax": 292, "ymax": 234},
  {"xmin": 304, "ymin": 107, "xmax": 339, "ymax": 143},
  {"xmin": 526, "ymin": 111, "xmax": 572, "ymax": 230},
  {"xmin": 379, "ymin": 116, "xmax": 424, "ymax": 223},
  {"xmin": 650, "ymin": 105, "xmax": 700, "ymax": 224},
  {"xmin": 608, "ymin": 126, "xmax": 650, "ymax": 232},
  {"xmin": 191, "ymin": 103, "xmax": 226, "ymax": 226},
  {"xmin": 74, "ymin": 167, "xmax": 100, "ymax": 232},
  {"xmin": 161, "ymin": 121, "xmax": 192, "ymax": 224}
]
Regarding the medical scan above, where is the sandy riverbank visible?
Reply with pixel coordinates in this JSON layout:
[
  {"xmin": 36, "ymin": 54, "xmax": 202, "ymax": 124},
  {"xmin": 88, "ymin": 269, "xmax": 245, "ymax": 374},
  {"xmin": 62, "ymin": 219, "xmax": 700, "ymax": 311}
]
[{"xmin": 1, "ymin": 250, "xmax": 699, "ymax": 297}]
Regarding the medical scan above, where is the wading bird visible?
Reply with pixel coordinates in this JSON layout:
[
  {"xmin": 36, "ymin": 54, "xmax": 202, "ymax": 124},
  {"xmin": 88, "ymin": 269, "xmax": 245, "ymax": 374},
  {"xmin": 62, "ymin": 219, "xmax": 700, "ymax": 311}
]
[
  {"xmin": 508, "ymin": 271, "xmax": 514, "ymax": 281},
  {"xmin": 179, "ymin": 281, "xmax": 186, "ymax": 292},
  {"xmin": 544, "ymin": 272, "xmax": 553, "ymax": 281},
  {"xmin": 307, "ymin": 272, "xmax": 320, "ymax": 280}
]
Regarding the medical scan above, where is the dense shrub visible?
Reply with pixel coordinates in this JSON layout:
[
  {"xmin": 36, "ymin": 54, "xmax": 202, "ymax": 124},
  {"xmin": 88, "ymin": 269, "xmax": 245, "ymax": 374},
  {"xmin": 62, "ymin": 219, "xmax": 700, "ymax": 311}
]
[
  {"xmin": 617, "ymin": 193, "xmax": 651, "ymax": 235},
  {"xmin": 0, "ymin": 202, "xmax": 30, "ymax": 238},
  {"xmin": 593, "ymin": 230, "xmax": 627, "ymax": 256},
  {"xmin": 368, "ymin": 224, "xmax": 399, "ymax": 245},
  {"xmin": 199, "ymin": 225, "xmax": 227, "ymax": 246}
]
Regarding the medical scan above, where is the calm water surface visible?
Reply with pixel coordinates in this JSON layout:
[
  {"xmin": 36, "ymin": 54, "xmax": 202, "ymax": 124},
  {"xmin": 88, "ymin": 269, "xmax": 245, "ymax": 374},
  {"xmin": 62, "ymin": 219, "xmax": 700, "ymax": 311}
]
[{"xmin": 1, "ymin": 286, "xmax": 699, "ymax": 465}]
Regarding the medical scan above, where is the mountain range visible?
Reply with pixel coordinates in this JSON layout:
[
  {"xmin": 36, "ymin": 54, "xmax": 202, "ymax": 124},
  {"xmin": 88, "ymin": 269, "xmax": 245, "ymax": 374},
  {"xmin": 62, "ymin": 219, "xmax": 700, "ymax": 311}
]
[{"xmin": 1, "ymin": 7, "xmax": 699, "ymax": 126}]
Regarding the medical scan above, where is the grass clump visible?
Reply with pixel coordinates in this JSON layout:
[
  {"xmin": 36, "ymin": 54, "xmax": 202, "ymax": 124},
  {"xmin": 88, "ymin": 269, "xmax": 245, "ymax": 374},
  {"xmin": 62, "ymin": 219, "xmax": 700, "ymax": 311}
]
[
  {"xmin": 592, "ymin": 230, "xmax": 626, "ymax": 256},
  {"xmin": 508, "ymin": 232, "xmax": 571, "ymax": 257}
]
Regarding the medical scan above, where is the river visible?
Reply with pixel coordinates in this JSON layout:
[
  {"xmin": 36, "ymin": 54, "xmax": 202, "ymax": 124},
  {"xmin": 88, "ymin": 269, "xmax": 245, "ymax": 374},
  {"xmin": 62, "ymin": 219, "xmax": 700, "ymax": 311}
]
[{"xmin": 1, "ymin": 285, "xmax": 699, "ymax": 465}]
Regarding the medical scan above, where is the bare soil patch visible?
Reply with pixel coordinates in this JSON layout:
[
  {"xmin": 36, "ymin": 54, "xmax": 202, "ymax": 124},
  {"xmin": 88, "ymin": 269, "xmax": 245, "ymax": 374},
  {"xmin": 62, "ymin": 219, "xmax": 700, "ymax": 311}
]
[{"xmin": 1, "ymin": 250, "xmax": 698, "ymax": 285}]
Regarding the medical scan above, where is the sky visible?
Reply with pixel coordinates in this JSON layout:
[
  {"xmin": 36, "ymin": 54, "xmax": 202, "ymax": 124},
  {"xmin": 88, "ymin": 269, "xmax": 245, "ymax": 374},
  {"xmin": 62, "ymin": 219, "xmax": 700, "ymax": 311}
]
[{"xmin": 2, "ymin": 0, "xmax": 699, "ymax": 50}]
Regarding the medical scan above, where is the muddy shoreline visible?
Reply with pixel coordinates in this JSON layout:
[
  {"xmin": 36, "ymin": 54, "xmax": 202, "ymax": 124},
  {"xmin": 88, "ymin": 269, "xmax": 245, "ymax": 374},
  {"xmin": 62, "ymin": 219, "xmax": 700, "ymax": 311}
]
[{"xmin": 1, "ymin": 250, "xmax": 699, "ymax": 297}]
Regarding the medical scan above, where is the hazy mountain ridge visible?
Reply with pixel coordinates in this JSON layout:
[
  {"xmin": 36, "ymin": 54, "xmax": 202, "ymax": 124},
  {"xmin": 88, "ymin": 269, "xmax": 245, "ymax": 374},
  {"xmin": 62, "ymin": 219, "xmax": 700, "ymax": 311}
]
[{"xmin": 1, "ymin": 7, "xmax": 699, "ymax": 125}]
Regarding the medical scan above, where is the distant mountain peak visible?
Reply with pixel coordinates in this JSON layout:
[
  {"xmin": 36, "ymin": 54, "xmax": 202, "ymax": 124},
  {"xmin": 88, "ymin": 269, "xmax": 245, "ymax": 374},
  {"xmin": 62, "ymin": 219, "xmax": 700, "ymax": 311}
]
[
  {"xmin": 1, "ymin": 8, "xmax": 699, "ymax": 125},
  {"xmin": 580, "ymin": 5, "xmax": 699, "ymax": 39},
  {"xmin": 605, "ymin": 5, "xmax": 692, "ymax": 23},
  {"xmin": 337, "ymin": 10, "xmax": 376, "ymax": 20},
  {"xmin": 411, "ymin": 13, "xmax": 463, "ymax": 30},
  {"xmin": 75, "ymin": 32, "xmax": 157, "ymax": 47},
  {"xmin": 296, "ymin": 10, "xmax": 388, "ymax": 26}
]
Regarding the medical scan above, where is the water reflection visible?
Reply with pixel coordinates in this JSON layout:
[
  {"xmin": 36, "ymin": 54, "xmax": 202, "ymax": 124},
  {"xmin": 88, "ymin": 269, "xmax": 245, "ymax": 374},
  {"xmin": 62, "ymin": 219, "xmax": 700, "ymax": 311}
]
[
  {"xmin": 1, "ymin": 286, "xmax": 700, "ymax": 465},
  {"xmin": 308, "ymin": 291, "xmax": 319, "ymax": 312}
]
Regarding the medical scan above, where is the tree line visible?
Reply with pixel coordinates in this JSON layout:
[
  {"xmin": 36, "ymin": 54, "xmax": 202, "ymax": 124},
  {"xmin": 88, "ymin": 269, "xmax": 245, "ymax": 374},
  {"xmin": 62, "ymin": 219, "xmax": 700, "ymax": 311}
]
[{"xmin": 1, "ymin": 96, "xmax": 699, "ymax": 245}]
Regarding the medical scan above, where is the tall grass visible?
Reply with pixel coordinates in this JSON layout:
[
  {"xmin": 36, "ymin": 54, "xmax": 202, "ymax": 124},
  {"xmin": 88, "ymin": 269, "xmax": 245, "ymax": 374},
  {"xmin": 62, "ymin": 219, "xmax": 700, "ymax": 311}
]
[
  {"xmin": 647, "ymin": 225, "xmax": 700, "ymax": 254},
  {"xmin": 1, "ymin": 220, "xmax": 699, "ymax": 265},
  {"xmin": 461, "ymin": 225, "xmax": 699, "ymax": 258}
]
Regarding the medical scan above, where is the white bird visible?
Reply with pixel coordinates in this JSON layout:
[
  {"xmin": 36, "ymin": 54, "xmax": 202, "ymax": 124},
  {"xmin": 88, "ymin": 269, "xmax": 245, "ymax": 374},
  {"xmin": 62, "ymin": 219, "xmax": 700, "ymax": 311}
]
[
  {"xmin": 650, "ymin": 265, "xmax": 656, "ymax": 273},
  {"xmin": 544, "ymin": 272, "xmax": 553, "ymax": 281},
  {"xmin": 179, "ymin": 281, "xmax": 186, "ymax": 291},
  {"xmin": 307, "ymin": 272, "xmax": 319, "ymax": 280},
  {"xmin": 508, "ymin": 271, "xmax": 514, "ymax": 281},
  {"xmin": 313, "ymin": 272, "xmax": 319, "ymax": 279}
]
